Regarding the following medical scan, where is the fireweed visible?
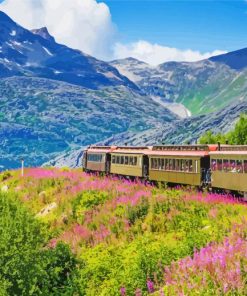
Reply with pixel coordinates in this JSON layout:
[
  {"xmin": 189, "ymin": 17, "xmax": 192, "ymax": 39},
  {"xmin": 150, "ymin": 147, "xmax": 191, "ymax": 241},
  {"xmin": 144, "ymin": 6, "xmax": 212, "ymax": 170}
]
[{"xmin": 2, "ymin": 168, "xmax": 247, "ymax": 296}]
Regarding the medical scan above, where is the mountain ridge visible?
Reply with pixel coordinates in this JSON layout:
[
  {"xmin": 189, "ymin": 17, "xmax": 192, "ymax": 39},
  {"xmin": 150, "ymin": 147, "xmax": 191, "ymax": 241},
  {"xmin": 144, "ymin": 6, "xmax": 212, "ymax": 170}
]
[
  {"xmin": 0, "ymin": 10, "xmax": 138, "ymax": 90},
  {"xmin": 0, "ymin": 11, "xmax": 246, "ymax": 170}
]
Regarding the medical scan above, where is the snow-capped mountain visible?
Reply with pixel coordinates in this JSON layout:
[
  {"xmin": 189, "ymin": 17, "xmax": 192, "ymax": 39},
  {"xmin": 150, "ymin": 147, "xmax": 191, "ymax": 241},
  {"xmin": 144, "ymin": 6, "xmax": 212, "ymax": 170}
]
[
  {"xmin": 0, "ymin": 11, "xmax": 138, "ymax": 90},
  {"xmin": 0, "ymin": 11, "xmax": 246, "ymax": 170}
]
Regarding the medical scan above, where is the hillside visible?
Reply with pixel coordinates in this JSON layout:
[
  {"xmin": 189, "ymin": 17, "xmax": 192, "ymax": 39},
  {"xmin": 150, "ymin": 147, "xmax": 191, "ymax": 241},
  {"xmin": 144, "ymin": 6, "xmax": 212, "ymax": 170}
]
[
  {"xmin": 0, "ymin": 11, "xmax": 247, "ymax": 170},
  {"xmin": 1, "ymin": 168, "xmax": 247, "ymax": 295},
  {"xmin": 0, "ymin": 76, "xmax": 176, "ymax": 169},
  {"xmin": 111, "ymin": 54, "xmax": 247, "ymax": 116},
  {"xmin": 0, "ymin": 11, "xmax": 177, "ymax": 170},
  {"xmin": 48, "ymin": 99, "xmax": 247, "ymax": 168}
]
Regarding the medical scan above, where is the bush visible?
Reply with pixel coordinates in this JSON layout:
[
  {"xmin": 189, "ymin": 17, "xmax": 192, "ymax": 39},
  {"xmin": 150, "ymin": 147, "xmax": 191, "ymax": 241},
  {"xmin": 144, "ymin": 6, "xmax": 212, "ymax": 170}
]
[{"xmin": 0, "ymin": 192, "xmax": 79, "ymax": 295}]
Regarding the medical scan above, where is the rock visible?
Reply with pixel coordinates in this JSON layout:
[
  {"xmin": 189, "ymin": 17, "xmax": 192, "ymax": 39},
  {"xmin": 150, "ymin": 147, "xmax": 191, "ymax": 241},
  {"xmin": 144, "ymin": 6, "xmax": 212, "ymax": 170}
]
[
  {"xmin": 39, "ymin": 191, "xmax": 47, "ymax": 198},
  {"xmin": 36, "ymin": 202, "xmax": 57, "ymax": 217}
]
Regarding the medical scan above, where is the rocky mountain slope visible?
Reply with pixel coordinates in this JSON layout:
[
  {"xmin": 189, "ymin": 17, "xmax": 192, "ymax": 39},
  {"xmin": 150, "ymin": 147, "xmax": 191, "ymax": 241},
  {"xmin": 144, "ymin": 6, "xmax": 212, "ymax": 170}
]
[
  {"xmin": 0, "ymin": 11, "xmax": 137, "ymax": 90},
  {"xmin": 111, "ymin": 54, "xmax": 247, "ymax": 116},
  {"xmin": 0, "ymin": 76, "xmax": 176, "ymax": 169},
  {"xmin": 0, "ymin": 11, "xmax": 247, "ymax": 170},
  {"xmin": 47, "ymin": 99, "xmax": 247, "ymax": 168},
  {"xmin": 0, "ymin": 11, "xmax": 178, "ymax": 170}
]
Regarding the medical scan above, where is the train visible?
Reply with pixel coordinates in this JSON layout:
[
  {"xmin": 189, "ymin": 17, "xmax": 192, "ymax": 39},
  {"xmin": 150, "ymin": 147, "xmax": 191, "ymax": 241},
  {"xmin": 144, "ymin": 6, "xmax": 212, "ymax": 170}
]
[{"xmin": 82, "ymin": 144, "xmax": 247, "ymax": 199}]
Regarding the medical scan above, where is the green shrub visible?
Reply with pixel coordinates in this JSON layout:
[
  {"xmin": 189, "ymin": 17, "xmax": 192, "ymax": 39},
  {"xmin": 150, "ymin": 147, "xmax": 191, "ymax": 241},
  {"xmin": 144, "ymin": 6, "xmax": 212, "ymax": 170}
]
[{"xmin": 0, "ymin": 192, "xmax": 79, "ymax": 295}]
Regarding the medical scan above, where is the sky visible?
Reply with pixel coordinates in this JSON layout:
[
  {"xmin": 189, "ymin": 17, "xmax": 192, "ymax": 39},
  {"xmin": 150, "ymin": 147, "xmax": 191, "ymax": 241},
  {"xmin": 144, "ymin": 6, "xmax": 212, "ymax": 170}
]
[{"xmin": 0, "ymin": 0, "xmax": 246, "ymax": 65}]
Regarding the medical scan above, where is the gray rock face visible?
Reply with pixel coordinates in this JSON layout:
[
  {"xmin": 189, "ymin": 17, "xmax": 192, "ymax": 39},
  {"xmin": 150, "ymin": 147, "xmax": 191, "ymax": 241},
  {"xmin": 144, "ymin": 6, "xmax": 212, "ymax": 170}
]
[
  {"xmin": 0, "ymin": 76, "xmax": 176, "ymax": 170},
  {"xmin": 111, "ymin": 56, "xmax": 247, "ymax": 116}
]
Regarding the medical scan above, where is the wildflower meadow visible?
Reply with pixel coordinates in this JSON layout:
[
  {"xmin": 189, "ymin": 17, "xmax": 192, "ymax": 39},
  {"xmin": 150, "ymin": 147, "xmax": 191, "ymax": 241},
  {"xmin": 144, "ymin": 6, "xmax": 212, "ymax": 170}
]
[{"xmin": 1, "ymin": 167, "xmax": 247, "ymax": 295}]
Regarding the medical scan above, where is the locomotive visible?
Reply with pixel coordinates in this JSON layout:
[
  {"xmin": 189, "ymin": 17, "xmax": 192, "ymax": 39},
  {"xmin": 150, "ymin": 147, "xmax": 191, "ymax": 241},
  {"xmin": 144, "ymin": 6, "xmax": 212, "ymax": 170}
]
[{"xmin": 82, "ymin": 144, "xmax": 247, "ymax": 199}]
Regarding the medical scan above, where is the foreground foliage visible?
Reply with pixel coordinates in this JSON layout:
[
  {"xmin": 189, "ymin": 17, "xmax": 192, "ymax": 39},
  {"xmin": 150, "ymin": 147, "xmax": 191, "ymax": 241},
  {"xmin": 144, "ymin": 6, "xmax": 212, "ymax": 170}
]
[
  {"xmin": 199, "ymin": 113, "xmax": 247, "ymax": 144},
  {"xmin": 1, "ymin": 168, "xmax": 247, "ymax": 295},
  {"xmin": 0, "ymin": 191, "xmax": 78, "ymax": 295}
]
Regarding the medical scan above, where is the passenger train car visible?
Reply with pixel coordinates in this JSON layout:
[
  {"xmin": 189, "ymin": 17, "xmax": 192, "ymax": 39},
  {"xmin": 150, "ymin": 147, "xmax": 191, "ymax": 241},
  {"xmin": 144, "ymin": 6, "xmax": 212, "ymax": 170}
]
[{"xmin": 82, "ymin": 144, "xmax": 247, "ymax": 198}]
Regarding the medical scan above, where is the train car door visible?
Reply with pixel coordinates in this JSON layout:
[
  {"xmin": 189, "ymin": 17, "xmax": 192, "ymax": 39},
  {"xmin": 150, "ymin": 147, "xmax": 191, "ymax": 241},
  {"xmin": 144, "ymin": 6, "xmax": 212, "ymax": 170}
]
[
  {"xmin": 143, "ymin": 155, "xmax": 149, "ymax": 178},
  {"xmin": 200, "ymin": 156, "xmax": 210, "ymax": 184},
  {"xmin": 105, "ymin": 153, "xmax": 111, "ymax": 175}
]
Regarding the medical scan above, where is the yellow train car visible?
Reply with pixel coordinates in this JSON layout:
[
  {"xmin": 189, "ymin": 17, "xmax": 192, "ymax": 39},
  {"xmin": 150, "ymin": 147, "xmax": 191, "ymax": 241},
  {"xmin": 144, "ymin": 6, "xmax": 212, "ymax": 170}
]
[
  {"xmin": 83, "ymin": 146, "xmax": 113, "ymax": 173},
  {"xmin": 147, "ymin": 146, "xmax": 212, "ymax": 186},
  {"xmin": 110, "ymin": 147, "xmax": 150, "ymax": 177},
  {"xmin": 209, "ymin": 149, "xmax": 247, "ymax": 193}
]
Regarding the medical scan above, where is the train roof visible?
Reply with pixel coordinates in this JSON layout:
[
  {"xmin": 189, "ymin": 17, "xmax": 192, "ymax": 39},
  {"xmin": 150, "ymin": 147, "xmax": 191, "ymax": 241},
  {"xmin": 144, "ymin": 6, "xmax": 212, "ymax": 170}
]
[
  {"xmin": 146, "ymin": 150, "xmax": 209, "ymax": 157},
  {"xmin": 86, "ymin": 145, "xmax": 247, "ymax": 155},
  {"xmin": 86, "ymin": 146, "xmax": 116, "ymax": 153},
  {"xmin": 111, "ymin": 147, "xmax": 151, "ymax": 154},
  {"xmin": 210, "ymin": 151, "xmax": 247, "ymax": 156},
  {"xmin": 219, "ymin": 145, "xmax": 247, "ymax": 151},
  {"xmin": 152, "ymin": 145, "xmax": 218, "ymax": 151}
]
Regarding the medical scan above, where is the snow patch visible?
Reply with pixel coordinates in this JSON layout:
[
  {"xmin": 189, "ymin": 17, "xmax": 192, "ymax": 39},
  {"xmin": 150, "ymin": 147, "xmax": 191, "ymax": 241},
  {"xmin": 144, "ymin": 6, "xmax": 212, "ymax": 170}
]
[
  {"xmin": 151, "ymin": 96, "xmax": 191, "ymax": 119},
  {"xmin": 42, "ymin": 46, "xmax": 53, "ymax": 56},
  {"xmin": 10, "ymin": 30, "xmax": 16, "ymax": 36},
  {"xmin": 12, "ymin": 41, "xmax": 21, "ymax": 46}
]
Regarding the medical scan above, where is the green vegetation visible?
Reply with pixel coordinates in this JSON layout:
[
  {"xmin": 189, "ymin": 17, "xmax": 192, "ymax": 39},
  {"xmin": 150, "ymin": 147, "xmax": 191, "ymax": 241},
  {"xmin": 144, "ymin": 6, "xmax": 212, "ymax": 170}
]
[
  {"xmin": 0, "ymin": 191, "xmax": 78, "ymax": 295},
  {"xmin": 199, "ymin": 114, "xmax": 247, "ymax": 144},
  {"xmin": 1, "ymin": 168, "xmax": 247, "ymax": 295}
]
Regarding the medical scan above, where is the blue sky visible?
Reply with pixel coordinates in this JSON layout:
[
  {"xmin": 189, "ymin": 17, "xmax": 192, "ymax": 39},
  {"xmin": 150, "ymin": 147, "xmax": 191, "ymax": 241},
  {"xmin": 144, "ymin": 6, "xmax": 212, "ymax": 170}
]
[
  {"xmin": 0, "ymin": 0, "xmax": 247, "ymax": 64},
  {"xmin": 103, "ymin": 0, "xmax": 247, "ymax": 52}
]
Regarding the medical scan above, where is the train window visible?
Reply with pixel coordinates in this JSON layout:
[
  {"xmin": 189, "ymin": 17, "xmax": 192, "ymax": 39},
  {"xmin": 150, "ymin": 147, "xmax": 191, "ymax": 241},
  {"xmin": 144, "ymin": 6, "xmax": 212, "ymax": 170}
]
[
  {"xmin": 125, "ymin": 156, "xmax": 129, "ymax": 165},
  {"xmin": 211, "ymin": 159, "xmax": 217, "ymax": 171},
  {"xmin": 180, "ymin": 159, "xmax": 185, "ymax": 171},
  {"xmin": 121, "ymin": 156, "xmax": 124, "ymax": 165},
  {"xmin": 244, "ymin": 160, "xmax": 247, "ymax": 173},
  {"xmin": 154, "ymin": 158, "xmax": 158, "ymax": 169},
  {"xmin": 164, "ymin": 159, "xmax": 169, "ymax": 170},
  {"xmin": 158, "ymin": 158, "xmax": 162, "ymax": 170},
  {"xmin": 175, "ymin": 159, "xmax": 180, "ymax": 171},
  {"xmin": 133, "ymin": 157, "xmax": 137, "ymax": 166},
  {"xmin": 161, "ymin": 159, "xmax": 165, "ymax": 170},
  {"xmin": 116, "ymin": 156, "xmax": 120, "ymax": 164},
  {"xmin": 230, "ymin": 160, "xmax": 237, "ymax": 173},
  {"xmin": 236, "ymin": 160, "xmax": 243, "ymax": 173},
  {"xmin": 130, "ymin": 156, "xmax": 133, "ymax": 165},
  {"xmin": 173, "ymin": 159, "xmax": 176, "ymax": 171},
  {"xmin": 189, "ymin": 160, "xmax": 193, "ymax": 172},
  {"xmin": 112, "ymin": 155, "xmax": 116, "ymax": 164},
  {"xmin": 168, "ymin": 159, "xmax": 172, "ymax": 170},
  {"xmin": 184, "ymin": 160, "xmax": 189, "ymax": 172},
  {"xmin": 217, "ymin": 159, "xmax": 222, "ymax": 171},
  {"xmin": 223, "ymin": 159, "xmax": 229, "ymax": 172},
  {"xmin": 88, "ymin": 154, "xmax": 102, "ymax": 162}
]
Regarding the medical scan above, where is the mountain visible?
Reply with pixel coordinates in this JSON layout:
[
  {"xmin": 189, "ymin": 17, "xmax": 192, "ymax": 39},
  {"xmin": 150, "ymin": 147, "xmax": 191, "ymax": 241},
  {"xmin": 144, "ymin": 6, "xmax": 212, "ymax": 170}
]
[
  {"xmin": 31, "ymin": 27, "xmax": 56, "ymax": 43},
  {"xmin": 0, "ymin": 11, "xmax": 179, "ymax": 170},
  {"xmin": 47, "ymin": 99, "xmax": 247, "ymax": 168},
  {"xmin": 0, "ymin": 76, "xmax": 177, "ymax": 170},
  {"xmin": 111, "ymin": 53, "xmax": 247, "ymax": 116},
  {"xmin": 0, "ymin": 11, "xmax": 138, "ymax": 90},
  {"xmin": 209, "ymin": 47, "xmax": 247, "ymax": 70},
  {"xmin": 0, "ymin": 11, "xmax": 247, "ymax": 170}
]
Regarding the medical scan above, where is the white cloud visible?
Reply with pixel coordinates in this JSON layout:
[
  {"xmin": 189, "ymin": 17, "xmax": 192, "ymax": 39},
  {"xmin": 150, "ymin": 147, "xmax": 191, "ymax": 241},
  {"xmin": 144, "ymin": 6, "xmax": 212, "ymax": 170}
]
[
  {"xmin": 113, "ymin": 40, "xmax": 227, "ymax": 66},
  {"xmin": 0, "ymin": 0, "xmax": 115, "ymax": 59},
  {"xmin": 0, "ymin": 0, "xmax": 226, "ymax": 64}
]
